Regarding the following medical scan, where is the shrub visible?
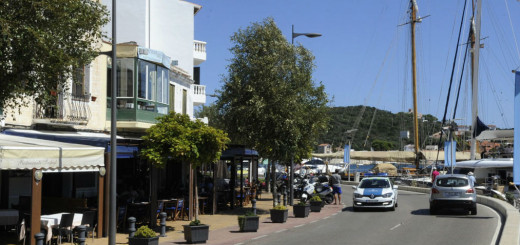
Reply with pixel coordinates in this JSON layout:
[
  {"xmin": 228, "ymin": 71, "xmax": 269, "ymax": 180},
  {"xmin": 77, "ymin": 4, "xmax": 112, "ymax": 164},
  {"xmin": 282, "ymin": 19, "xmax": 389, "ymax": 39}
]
[
  {"xmin": 134, "ymin": 226, "xmax": 156, "ymax": 238},
  {"xmin": 238, "ymin": 211, "xmax": 257, "ymax": 219},
  {"xmin": 309, "ymin": 195, "xmax": 322, "ymax": 202},
  {"xmin": 189, "ymin": 219, "xmax": 202, "ymax": 226},
  {"xmin": 272, "ymin": 204, "xmax": 287, "ymax": 210},
  {"xmin": 295, "ymin": 201, "xmax": 307, "ymax": 206}
]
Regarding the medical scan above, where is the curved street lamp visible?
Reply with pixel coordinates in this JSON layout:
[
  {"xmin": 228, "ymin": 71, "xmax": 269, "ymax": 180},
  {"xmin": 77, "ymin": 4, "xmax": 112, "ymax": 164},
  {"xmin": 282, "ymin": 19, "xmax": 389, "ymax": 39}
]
[{"xmin": 292, "ymin": 25, "xmax": 322, "ymax": 44}]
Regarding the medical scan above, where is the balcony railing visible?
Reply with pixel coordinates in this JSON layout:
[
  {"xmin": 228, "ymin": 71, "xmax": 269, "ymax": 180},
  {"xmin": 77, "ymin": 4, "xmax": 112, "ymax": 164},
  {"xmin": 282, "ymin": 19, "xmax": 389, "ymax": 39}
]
[
  {"xmin": 194, "ymin": 40, "xmax": 207, "ymax": 66},
  {"xmin": 192, "ymin": 84, "xmax": 206, "ymax": 105},
  {"xmin": 34, "ymin": 92, "xmax": 91, "ymax": 125}
]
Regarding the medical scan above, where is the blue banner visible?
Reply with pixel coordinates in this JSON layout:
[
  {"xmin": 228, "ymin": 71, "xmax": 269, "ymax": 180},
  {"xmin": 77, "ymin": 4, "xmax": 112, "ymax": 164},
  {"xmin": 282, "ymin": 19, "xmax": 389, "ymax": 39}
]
[
  {"xmin": 514, "ymin": 71, "xmax": 520, "ymax": 184},
  {"xmin": 344, "ymin": 144, "xmax": 350, "ymax": 163},
  {"xmin": 444, "ymin": 141, "xmax": 456, "ymax": 167}
]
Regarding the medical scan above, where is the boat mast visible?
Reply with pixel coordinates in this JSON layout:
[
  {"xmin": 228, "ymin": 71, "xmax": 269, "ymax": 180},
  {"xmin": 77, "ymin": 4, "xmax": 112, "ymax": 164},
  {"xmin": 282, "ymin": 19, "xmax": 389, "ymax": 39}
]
[
  {"xmin": 410, "ymin": 0, "xmax": 420, "ymax": 168},
  {"xmin": 470, "ymin": 0, "xmax": 482, "ymax": 160}
]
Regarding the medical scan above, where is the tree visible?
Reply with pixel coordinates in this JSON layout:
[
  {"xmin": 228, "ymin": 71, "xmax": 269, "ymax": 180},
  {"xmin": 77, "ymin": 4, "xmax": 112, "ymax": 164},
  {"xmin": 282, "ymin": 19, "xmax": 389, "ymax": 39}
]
[
  {"xmin": 0, "ymin": 0, "xmax": 109, "ymax": 110},
  {"xmin": 141, "ymin": 113, "xmax": 229, "ymax": 220},
  {"xmin": 216, "ymin": 18, "xmax": 329, "ymax": 204}
]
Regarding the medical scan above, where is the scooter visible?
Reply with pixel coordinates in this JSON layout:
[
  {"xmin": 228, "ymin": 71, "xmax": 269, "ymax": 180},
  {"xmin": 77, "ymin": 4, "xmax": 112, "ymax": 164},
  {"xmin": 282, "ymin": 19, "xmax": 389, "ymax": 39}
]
[{"xmin": 300, "ymin": 177, "xmax": 334, "ymax": 204}]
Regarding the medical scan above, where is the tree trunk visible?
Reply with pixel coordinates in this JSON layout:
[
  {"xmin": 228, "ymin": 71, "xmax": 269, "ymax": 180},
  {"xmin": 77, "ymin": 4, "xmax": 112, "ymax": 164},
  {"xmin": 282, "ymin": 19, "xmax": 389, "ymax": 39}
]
[
  {"xmin": 194, "ymin": 166, "xmax": 199, "ymax": 221},
  {"xmin": 265, "ymin": 160, "xmax": 271, "ymax": 192},
  {"xmin": 271, "ymin": 159, "xmax": 277, "ymax": 207}
]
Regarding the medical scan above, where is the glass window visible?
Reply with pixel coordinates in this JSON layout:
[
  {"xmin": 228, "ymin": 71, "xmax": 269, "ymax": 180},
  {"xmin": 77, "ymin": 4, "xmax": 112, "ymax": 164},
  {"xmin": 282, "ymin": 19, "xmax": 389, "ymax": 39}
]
[
  {"xmin": 148, "ymin": 64, "xmax": 157, "ymax": 101},
  {"xmin": 138, "ymin": 61, "xmax": 148, "ymax": 99},
  {"xmin": 156, "ymin": 67, "xmax": 164, "ymax": 103},
  {"xmin": 117, "ymin": 58, "xmax": 134, "ymax": 98}
]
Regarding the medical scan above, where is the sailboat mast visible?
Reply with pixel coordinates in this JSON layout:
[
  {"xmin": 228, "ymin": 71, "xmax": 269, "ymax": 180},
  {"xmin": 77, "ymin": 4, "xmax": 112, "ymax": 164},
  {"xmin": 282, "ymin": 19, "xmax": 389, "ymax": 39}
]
[
  {"xmin": 411, "ymin": 0, "xmax": 420, "ymax": 168},
  {"xmin": 470, "ymin": 0, "xmax": 482, "ymax": 160}
]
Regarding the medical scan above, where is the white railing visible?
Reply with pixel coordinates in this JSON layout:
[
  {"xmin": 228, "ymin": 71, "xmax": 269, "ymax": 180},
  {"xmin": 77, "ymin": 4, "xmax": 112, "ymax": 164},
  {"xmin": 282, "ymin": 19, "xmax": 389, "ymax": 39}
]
[
  {"xmin": 192, "ymin": 84, "xmax": 206, "ymax": 105},
  {"xmin": 194, "ymin": 40, "xmax": 207, "ymax": 65},
  {"xmin": 194, "ymin": 40, "xmax": 206, "ymax": 53},
  {"xmin": 33, "ymin": 92, "xmax": 91, "ymax": 125}
]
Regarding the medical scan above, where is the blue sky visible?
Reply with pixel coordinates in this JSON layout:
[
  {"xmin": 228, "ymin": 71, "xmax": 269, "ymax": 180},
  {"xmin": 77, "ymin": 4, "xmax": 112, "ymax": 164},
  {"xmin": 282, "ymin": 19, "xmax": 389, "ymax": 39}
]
[{"xmin": 190, "ymin": 0, "xmax": 520, "ymax": 129}]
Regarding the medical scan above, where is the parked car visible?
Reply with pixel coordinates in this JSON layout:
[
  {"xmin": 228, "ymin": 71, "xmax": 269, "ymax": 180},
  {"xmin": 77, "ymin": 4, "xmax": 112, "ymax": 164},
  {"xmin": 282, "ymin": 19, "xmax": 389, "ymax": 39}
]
[
  {"xmin": 429, "ymin": 174, "xmax": 477, "ymax": 215},
  {"xmin": 352, "ymin": 177, "xmax": 398, "ymax": 211}
]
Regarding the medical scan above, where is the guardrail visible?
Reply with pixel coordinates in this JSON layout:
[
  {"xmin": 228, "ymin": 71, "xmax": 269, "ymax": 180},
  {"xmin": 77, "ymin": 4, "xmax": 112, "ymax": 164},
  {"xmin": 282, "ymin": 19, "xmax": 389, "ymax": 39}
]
[{"xmin": 343, "ymin": 181, "xmax": 520, "ymax": 245}]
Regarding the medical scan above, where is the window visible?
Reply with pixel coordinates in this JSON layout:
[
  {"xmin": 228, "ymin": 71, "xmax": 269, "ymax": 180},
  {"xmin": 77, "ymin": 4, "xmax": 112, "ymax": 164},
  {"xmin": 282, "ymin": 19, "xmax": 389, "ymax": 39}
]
[
  {"xmin": 169, "ymin": 84, "xmax": 175, "ymax": 112},
  {"xmin": 117, "ymin": 59, "xmax": 134, "ymax": 97},
  {"xmin": 182, "ymin": 89, "xmax": 187, "ymax": 115},
  {"xmin": 72, "ymin": 65, "xmax": 91, "ymax": 98}
]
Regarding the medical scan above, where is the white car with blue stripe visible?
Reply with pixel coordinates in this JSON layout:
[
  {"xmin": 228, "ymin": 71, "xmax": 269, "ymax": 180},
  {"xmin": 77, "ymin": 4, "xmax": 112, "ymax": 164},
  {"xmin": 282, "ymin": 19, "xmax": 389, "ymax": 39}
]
[{"xmin": 352, "ymin": 177, "xmax": 398, "ymax": 211}]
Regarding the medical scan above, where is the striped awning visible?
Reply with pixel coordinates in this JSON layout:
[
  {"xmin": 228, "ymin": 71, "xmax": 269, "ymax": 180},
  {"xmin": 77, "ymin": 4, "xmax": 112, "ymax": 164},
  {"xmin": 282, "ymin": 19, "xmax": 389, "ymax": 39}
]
[{"xmin": 0, "ymin": 134, "xmax": 104, "ymax": 170}]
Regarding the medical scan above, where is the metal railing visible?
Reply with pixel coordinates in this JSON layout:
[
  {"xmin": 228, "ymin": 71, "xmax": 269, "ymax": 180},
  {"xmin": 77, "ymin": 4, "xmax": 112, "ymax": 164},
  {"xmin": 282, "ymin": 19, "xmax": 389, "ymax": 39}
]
[{"xmin": 34, "ymin": 92, "xmax": 91, "ymax": 125}]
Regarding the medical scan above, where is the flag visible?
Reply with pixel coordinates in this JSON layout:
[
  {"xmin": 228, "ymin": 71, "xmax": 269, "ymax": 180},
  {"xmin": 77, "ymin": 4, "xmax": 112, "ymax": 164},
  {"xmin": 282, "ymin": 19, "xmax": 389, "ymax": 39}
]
[
  {"xmin": 444, "ymin": 141, "xmax": 456, "ymax": 167},
  {"xmin": 514, "ymin": 71, "xmax": 520, "ymax": 184},
  {"xmin": 344, "ymin": 144, "xmax": 350, "ymax": 164}
]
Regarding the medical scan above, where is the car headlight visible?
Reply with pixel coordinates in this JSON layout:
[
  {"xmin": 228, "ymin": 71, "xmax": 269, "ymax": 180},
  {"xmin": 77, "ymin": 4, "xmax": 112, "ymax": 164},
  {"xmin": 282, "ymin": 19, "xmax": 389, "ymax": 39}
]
[
  {"xmin": 383, "ymin": 192, "xmax": 393, "ymax": 198},
  {"xmin": 354, "ymin": 193, "xmax": 362, "ymax": 198}
]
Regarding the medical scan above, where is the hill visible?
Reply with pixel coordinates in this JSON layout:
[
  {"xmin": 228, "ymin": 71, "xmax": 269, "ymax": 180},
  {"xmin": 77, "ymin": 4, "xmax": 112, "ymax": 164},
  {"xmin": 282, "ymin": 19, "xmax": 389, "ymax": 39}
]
[{"xmin": 318, "ymin": 106, "xmax": 442, "ymax": 151}]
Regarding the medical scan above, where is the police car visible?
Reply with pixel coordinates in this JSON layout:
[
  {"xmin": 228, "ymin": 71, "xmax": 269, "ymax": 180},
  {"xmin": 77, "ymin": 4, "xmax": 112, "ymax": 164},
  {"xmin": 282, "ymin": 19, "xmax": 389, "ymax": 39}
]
[{"xmin": 352, "ymin": 177, "xmax": 398, "ymax": 211}]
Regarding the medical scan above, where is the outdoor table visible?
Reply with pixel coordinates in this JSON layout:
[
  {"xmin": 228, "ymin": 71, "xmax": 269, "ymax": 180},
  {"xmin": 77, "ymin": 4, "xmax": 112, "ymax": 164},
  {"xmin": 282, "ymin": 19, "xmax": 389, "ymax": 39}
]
[
  {"xmin": 41, "ymin": 213, "xmax": 83, "ymax": 243},
  {"xmin": 0, "ymin": 209, "xmax": 19, "ymax": 226}
]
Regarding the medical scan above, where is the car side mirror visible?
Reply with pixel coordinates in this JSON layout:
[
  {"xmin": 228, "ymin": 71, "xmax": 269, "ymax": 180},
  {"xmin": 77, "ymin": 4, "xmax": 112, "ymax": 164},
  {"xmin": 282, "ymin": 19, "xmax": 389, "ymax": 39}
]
[
  {"xmin": 393, "ymin": 185, "xmax": 399, "ymax": 189},
  {"xmin": 352, "ymin": 186, "xmax": 357, "ymax": 190}
]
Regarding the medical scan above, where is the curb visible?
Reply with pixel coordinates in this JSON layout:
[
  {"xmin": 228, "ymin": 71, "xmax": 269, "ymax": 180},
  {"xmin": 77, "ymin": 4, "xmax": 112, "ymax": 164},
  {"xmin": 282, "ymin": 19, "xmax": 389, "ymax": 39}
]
[{"xmin": 344, "ymin": 180, "xmax": 520, "ymax": 245}]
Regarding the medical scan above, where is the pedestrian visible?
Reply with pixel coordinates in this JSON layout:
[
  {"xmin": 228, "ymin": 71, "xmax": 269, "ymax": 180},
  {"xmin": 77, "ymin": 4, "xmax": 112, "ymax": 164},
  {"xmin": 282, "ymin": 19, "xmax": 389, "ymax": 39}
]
[
  {"xmin": 467, "ymin": 171, "xmax": 476, "ymax": 187},
  {"xmin": 330, "ymin": 169, "xmax": 342, "ymax": 205},
  {"xmin": 431, "ymin": 167, "xmax": 440, "ymax": 183}
]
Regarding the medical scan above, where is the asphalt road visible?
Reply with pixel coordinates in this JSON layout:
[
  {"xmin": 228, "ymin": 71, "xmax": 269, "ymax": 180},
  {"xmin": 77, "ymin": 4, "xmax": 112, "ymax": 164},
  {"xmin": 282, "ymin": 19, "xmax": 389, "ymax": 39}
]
[{"xmin": 242, "ymin": 185, "xmax": 502, "ymax": 245}]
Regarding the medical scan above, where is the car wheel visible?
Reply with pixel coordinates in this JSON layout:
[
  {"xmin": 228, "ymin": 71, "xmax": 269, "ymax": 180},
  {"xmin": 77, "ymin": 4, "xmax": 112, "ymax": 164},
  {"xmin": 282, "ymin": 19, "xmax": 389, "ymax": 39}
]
[
  {"xmin": 429, "ymin": 204, "xmax": 437, "ymax": 215},
  {"xmin": 389, "ymin": 205, "xmax": 395, "ymax": 211},
  {"xmin": 470, "ymin": 207, "xmax": 477, "ymax": 215}
]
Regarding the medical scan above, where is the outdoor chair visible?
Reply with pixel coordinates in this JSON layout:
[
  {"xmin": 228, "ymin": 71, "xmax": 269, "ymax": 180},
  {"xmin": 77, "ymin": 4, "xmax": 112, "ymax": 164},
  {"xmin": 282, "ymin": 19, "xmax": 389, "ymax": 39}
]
[
  {"xmin": 74, "ymin": 211, "xmax": 95, "ymax": 242},
  {"xmin": 52, "ymin": 213, "xmax": 74, "ymax": 244},
  {"xmin": 164, "ymin": 200, "xmax": 178, "ymax": 220}
]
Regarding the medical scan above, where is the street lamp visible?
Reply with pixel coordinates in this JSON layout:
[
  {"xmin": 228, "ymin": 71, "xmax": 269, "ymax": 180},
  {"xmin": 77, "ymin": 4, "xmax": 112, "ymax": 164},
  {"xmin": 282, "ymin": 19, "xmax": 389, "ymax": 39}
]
[
  {"xmin": 292, "ymin": 25, "xmax": 322, "ymax": 44},
  {"xmin": 289, "ymin": 25, "xmax": 321, "ymax": 206}
]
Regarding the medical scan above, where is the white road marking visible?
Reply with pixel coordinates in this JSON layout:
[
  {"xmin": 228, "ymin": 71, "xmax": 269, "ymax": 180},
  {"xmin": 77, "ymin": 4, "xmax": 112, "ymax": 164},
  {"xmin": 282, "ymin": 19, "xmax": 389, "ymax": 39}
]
[
  {"xmin": 275, "ymin": 229, "xmax": 287, "ymax": 233},
  {"xmin": 294, "ymin": 224, "xmax": 305, "ymax": 228},
  {"xmin": 252, "ymin": 235, "xmax": 267, "ymax": 240},
  {"xmin": 322, "ymin": 216, "xmax": 330, "ymax": 220},
  {"xmin": 482, "ymin": 205, "xmax": 501, "ymax": 245},
  {"xmin": 234, "ymin": 243, "xmax": 244, "ymax": 245},
  {"xmin": 332, "ymin": 213, "xmax": 338, "ymax": 216},
  {"xmin": 310, "ymin": 220, "xmax": 318, "ymax": 224},
  {"xmin": 390, "ymin": 223, "xmax": 401, "ymax": 231}
]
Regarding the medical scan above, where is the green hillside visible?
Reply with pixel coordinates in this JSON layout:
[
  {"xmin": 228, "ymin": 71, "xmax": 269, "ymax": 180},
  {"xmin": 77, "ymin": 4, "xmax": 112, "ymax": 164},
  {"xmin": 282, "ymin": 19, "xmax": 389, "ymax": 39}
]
[{"xmin": 318, "ymin": 106, "xmax": 442, "ymax": 151}]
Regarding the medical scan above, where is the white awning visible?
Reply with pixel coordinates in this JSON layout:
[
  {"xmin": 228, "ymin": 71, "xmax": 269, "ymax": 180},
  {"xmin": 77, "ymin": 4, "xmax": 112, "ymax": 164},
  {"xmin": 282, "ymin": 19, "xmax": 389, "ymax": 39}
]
[{"xmin": 0, "ymin": 134, "xmax": 104, "ymax": 170}]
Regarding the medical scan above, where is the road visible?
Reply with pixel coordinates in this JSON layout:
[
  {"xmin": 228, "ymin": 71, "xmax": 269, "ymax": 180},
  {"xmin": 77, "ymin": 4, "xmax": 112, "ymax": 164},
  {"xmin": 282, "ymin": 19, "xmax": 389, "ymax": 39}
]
[{"xmin": 242, "ymin": 185, "xmax": 502, "ymax": 245}]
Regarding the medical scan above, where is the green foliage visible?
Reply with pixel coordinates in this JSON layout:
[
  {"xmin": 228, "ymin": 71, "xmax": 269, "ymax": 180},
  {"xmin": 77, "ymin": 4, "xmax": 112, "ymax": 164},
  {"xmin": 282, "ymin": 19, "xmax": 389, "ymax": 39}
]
[
  {"xmin": 295, "ymin": 201, "xmax": 308, "ymax": 206},
  {"xmin": 309, "ymin": 195, "xmax": 322, "ymax": 202},
  {"xmin": 141, "ymin": 113, "xmax": 230, "ymax": 168},
  {"xmin": 318, "ymin": 106, "xmax": 442, "ymax": 151},
  {"xmin": 0, "ymin": 0, "xmax": 109, "ymax": 110},
  {"xmin": 216, "ymin": 17, "xmax": 329, "ymax": 164},
  {"xmin": 272, "ymin": 204, "xmax": 287, "ymax": 210},
  {"xmin": 134, "ymin": 226, "xmax": 156, "ymax": 238},
  {"xmin": 238, "ymin": 211, "xmax": 257, "ymax": 219},
  {"xmin": 189, "ymin": 219, "xmax": 202, "ymax": 226},
  {"xmin": 506, "ymin": 192, "xmax": 515, "ymax": 205}
]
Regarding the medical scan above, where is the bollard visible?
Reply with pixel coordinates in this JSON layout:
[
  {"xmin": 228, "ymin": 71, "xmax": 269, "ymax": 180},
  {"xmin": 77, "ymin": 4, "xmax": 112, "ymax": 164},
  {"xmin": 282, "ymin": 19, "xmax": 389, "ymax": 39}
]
[
  {"xmin": 128, "ymin": 217, "xmax": 136, "ymax": 238},
  {"xmin": 159, "ymin": 212, "xmax": 167, "ymax": 237},
  {"xmin": 35, "ymin": 233, "xmax": 45, "ymax": 245},
  {"xmin": 251, "ymin": 199, "xmax": 257, "ymax": 215},
  {"xmin": 76, "ymin": 225, "xmax": 86, "ymax": 245}
]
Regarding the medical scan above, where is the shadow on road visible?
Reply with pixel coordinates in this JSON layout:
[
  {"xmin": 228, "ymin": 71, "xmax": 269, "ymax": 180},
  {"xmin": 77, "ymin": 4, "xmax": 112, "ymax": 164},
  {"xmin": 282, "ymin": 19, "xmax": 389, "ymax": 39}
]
[{"xmin": 411, "ymin": 208, "xmax": 494, "ymax": 219}]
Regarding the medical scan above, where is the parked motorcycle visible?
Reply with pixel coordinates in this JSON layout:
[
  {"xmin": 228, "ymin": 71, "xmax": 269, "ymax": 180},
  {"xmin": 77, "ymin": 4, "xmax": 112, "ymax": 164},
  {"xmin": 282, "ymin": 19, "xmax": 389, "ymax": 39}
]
[{"xmin": 300, "ymin": 175, "xmax": 334, "ymax": 204}]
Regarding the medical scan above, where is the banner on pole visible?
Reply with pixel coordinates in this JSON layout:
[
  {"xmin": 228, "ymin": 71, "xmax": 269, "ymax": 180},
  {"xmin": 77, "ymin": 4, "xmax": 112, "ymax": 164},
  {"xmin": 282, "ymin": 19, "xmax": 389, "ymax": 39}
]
[
  {"xmin": 444, "ymin": 141, "xmax": 456, "ymax": 167},
  {"xmin": 344, "ymin": 144, "xmax": 350, "ymax": 164},
  {"xmin": 514, "ymin": 71, "xmax": 520, "ymax": 184}
]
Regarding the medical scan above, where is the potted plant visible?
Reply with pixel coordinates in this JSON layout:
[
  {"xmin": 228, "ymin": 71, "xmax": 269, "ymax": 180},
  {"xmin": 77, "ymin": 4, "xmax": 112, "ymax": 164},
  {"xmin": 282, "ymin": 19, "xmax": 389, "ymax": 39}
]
[
  {"xmin": 293, "ymin": 201, "xmax": 310, "ymax": 218},
  {"xmin": 129, "ymin": 226, "xmax": 159, "ymax": 245},
  {"xmin": 183, "ymin": 219, "xmax": 209, "ymax": 244},
  {"xmin": 269, "ymin": 204, "xmax": 288, "ymax": 223},
  {"xmin": 309, "ymin": 196, "xmax": 322, "ymax": 212},
  {"xmin": 238, "ymin": 211, "xmax": 259, "ymax": 232}
]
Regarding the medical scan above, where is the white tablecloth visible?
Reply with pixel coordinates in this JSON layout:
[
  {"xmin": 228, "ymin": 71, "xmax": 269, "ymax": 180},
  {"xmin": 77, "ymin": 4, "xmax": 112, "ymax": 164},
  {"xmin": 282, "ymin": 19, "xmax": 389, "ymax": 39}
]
[
  {"xmin": 41, "ymin": 213, "xmax": 83, "ymax": 243},
  {"xmin": 0, "ymin": 209, "xmax": 19, "ymax": 226}
]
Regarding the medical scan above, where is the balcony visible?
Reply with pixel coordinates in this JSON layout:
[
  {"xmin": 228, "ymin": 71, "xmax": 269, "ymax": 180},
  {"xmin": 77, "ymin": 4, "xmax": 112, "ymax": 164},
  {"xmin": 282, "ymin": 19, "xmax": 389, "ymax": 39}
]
[
  {"xmin": 34, "ymin": 92, "xmax": 91, "ymax": 125},
  {"xmin": 194, "ymin": 40, "xmax": 207, "ymax": 66},
  {"xmin": 192, "ymin": 84, "xmax": 206, "ymax": 106}
]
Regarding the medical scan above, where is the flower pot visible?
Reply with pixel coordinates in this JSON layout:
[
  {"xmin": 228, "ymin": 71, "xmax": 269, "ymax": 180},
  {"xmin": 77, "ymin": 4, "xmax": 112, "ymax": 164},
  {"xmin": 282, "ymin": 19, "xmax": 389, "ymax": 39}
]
[
  {"xmin": 128, "ymin": 237, "xmax": 159, "ymax": 245},
  {"xmin": 238, "ymin": 216, "xmax": 259, "ymax": 232},
  {"xmin": 183, "ymin": 225, "xmax": 209, "ymax": 244},
  {"xmin": 270, "ymin": 209, "xmax": 288, "ymax": 223},
  {"xmin": 310, "ymin": 201, "xmax": 322, "ymax": 212},
  {"xmin": 293, "ymin": 205, "xmax": 310, "ymax": 218},
  {"xmin": 91, "ymin": 96, "xmax": 97, "ymax": 102}
]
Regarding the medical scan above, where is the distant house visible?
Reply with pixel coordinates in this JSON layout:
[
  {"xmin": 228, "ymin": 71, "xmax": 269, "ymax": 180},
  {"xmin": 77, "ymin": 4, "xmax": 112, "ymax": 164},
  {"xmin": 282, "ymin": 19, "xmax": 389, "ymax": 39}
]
[
  {"xmin": 317, "ymin": 144, "xmax": 332, "ymax": 154},
  {"xmin": 425, "ymin": 145, "xmax": 438, "ymax": 151},
  {"xmin": 404, "ymin": 144, "xmax": 415, "ymax": 152}
]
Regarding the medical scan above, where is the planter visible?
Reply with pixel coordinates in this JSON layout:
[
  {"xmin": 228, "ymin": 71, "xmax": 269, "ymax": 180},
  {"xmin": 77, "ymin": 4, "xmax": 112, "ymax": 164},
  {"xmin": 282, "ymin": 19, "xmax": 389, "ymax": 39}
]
[
  {"xmin": 293, "ymin": 205, "xmax": 310, "ymax": 218},
  {"xmin": 128, "ymin": 237, "xmax": 159, "ymax": 245},
  {"xmin": 238, "ymin": 216, "xmax": 259, "ymax": 232},
  {"xmin": 183, "ymin": 225, "xmax": 209, "ymax": 244},
  {"xmin": 310, "ymin": 201, "xmax": 322, "ymax": 212},
  {"xmin": 269, "ymin": 209, "xmax": 288, "ymax": 223}
]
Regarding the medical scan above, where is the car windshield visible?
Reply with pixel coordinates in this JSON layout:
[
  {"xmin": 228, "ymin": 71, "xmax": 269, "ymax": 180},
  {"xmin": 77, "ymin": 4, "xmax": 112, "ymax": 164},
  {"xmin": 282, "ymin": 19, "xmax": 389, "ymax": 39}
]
[
  {"xmin": 359, "ymin": 179, "xmax": 390, "ymax": 188},
  {"xmin": 436, "ymin": 177, "xmax": 468, "ymax": 187}
]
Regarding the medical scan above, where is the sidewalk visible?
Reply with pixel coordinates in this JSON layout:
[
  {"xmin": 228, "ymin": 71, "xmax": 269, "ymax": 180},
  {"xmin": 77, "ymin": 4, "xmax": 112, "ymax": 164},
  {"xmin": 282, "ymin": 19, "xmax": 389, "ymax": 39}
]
[{"xmin": 89, "ymin": 197, "xmax": 344, "ymax": 245}]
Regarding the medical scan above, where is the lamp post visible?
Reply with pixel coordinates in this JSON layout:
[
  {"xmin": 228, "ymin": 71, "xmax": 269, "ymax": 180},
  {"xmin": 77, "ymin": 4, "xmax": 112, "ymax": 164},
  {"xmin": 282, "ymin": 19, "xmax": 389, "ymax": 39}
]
[
  {"xmin": 290, "ymin": 25, "xmax": 321, "ymax": 206},
  {"xmin": 292, "ymin": 25, "xmax": 322, "ymax": 45}
]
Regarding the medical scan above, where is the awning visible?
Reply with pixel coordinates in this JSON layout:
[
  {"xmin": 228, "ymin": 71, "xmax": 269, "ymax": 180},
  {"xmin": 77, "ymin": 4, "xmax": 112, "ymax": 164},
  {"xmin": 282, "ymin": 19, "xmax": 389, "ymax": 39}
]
[
  {"xmin": 0, "ymin": 134, "xmax": 104, "ymax": 170},
  {"xmin": 312, "ymin": 150, "xmax": 478, "ymax": 163}
]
